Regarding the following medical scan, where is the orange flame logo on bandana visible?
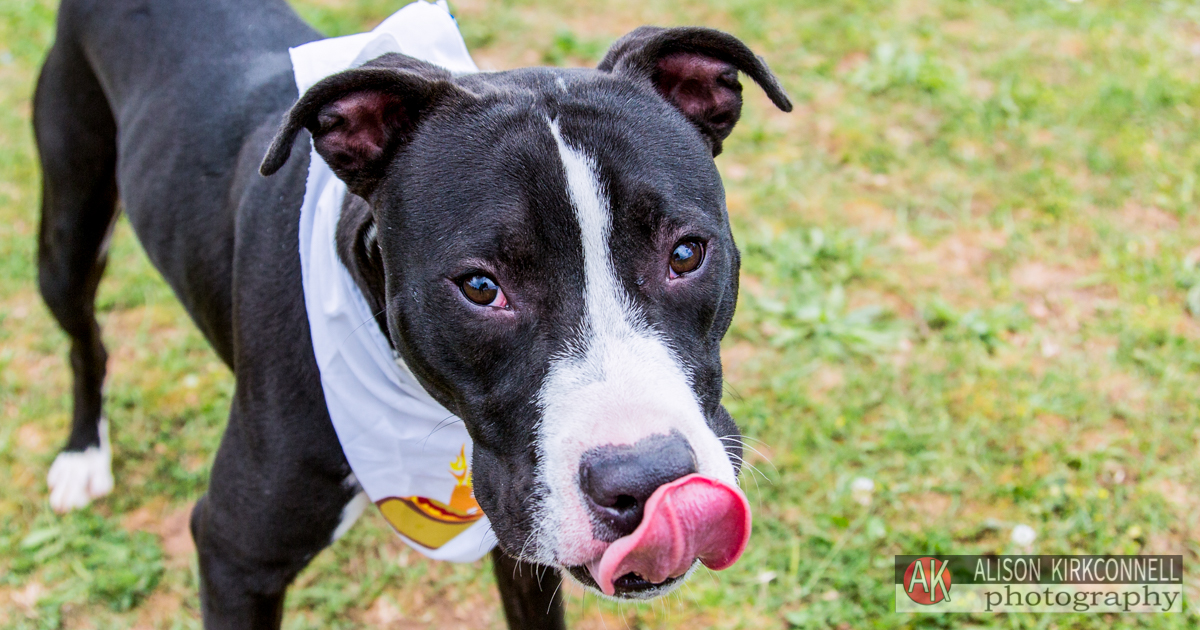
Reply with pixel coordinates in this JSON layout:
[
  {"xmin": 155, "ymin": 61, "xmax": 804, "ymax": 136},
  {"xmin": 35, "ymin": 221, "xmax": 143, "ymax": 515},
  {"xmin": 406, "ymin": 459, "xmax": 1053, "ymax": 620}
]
[{"xmin": 376, "ymin": 445, "xmax": 484, "ymax": 549}]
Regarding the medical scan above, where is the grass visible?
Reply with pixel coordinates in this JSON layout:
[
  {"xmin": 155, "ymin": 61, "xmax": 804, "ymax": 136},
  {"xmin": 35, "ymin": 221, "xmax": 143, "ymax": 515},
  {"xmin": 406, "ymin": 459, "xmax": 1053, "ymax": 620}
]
[{"xmin": 2, "ymin": 0, "xmax": 1199, "ymax": 627}]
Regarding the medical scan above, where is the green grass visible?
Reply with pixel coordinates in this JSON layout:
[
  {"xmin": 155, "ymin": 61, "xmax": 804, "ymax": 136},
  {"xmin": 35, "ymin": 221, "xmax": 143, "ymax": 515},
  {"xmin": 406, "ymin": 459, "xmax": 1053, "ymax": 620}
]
[{"xmin": 2, "ymin": 0, "xmax": 1199, "ymax": 627}]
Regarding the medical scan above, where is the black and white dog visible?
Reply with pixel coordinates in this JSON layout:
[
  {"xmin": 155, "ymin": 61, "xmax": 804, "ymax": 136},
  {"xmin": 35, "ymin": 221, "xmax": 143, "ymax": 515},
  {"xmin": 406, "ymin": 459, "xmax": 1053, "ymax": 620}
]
[{"xmin": 33, "ymin": 0, "xmax": 790, "ymax": 627}]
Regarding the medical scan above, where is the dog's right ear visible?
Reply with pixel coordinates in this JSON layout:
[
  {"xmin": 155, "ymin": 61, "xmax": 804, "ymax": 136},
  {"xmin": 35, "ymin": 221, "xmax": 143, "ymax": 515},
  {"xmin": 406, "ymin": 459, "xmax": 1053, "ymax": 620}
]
[
  {"xmin": 598, "ymin": 27, "xmax": 792, "ymax": 157},
  {"xmin": 260, "ymin": 54, "xmax": 467, "ymax": 199}
]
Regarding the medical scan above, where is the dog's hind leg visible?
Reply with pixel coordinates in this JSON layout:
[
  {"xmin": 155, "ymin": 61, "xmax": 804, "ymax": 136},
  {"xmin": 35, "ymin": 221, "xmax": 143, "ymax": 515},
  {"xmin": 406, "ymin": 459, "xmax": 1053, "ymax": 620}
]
[
  {"xmin": 492, "ymin": 550, "xmax": 567, "ymax": 630},
  {"xmin": 33, "ymin": 33, "xmax": 120, "ymax": 513}
]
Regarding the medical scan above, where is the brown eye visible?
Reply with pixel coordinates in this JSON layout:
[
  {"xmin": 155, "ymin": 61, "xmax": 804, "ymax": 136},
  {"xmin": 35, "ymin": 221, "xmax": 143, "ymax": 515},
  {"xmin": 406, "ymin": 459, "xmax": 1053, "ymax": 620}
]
[
  {"xmin": 460, "ymin": 274, "xmax": 508, "ymax": 308},
  {"xmin": 669, "ymin": 240, "xmax": 705, "ymax": 277}
]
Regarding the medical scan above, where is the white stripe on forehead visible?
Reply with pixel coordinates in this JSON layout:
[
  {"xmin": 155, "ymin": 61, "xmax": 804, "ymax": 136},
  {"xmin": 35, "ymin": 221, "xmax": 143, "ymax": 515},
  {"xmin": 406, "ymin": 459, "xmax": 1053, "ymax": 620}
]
[
  {"xmin": 532, "ymin": 119, "xmax": 736, "ymax": 568},
  {"xmin": 546, "ymin": 119, "xmax": 638, "ymax": 341}
]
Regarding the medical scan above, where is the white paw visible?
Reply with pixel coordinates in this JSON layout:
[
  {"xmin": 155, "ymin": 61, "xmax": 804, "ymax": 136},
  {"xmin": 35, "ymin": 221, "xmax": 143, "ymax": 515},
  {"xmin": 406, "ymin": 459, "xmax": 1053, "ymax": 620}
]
[{"xmin": 47, "ymin": 418, "xmax": 114, "ymax": 513}]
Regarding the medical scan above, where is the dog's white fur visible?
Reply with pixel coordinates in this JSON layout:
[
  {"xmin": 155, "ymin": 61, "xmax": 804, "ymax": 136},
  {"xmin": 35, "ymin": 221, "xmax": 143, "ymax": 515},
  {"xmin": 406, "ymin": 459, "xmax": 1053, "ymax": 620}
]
[
  {"xmin": 47, "ymin": 417, "xmax": 114, "ymax": 513},
  {"xmin": 332, "ymin": 474, "xmax": 370, "ymax": 542},
  {"xmin": 532, "ymin": 120, "xmax": 736, "ymax": 572}
]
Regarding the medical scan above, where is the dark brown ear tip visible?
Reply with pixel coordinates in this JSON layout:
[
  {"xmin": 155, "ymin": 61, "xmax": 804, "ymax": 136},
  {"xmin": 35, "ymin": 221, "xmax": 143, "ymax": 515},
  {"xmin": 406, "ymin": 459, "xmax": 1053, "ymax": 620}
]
[
  {"xmin": 259, "ymin": 145, "xmax": 288, "ymax": 176},
  {"xmin": 259, "ymin": 127, "xmax": 301, "ymax": 176},
  {"xmin": 773, "ymin": 91, "xmax": 795, "ymax": 113}
]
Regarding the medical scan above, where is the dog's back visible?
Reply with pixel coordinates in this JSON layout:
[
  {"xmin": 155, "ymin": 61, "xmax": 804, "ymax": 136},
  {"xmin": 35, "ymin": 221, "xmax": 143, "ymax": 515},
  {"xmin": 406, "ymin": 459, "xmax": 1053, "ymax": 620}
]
[
  {"xmin": 35, "ymin": 0, "xmax": 319, "ymax": 363},
  {"xmin": 32, "ymin": 0, "xmax": 318, "ymax": 510}
]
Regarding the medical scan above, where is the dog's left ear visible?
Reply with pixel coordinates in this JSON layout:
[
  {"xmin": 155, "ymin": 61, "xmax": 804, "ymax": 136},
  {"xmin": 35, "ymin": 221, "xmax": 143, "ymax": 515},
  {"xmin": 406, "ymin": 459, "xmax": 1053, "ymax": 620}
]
[
  {"xmin": 598, "ymin": 27, "xmax": 792, "ymax": 156},
  {"xmin": 260, "ymin": 54, "xmax": 469, "ymax": 198}
]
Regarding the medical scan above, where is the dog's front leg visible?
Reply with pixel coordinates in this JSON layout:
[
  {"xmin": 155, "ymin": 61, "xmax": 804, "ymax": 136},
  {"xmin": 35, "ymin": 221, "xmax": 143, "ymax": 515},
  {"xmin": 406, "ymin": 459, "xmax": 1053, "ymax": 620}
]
[
  {"xmin": 491, "ymin": 549, "xmax": 567, "ymax": 630},
  {"xmin": 190, "ymin": 396, "xmax": 357, "ymax": 630}
]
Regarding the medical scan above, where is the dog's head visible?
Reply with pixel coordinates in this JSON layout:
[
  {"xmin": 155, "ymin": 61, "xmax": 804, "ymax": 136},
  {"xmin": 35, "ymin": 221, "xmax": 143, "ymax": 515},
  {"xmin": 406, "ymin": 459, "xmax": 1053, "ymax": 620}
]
[{"xmin": 262, "ymin": 26, "xmax": 791, "ymax": 598}]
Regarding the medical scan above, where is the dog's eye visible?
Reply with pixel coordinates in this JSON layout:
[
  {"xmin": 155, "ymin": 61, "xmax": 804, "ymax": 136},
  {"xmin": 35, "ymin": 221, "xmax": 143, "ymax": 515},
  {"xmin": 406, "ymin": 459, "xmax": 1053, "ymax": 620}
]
[
  {"xmin": 460, "ymin": 274, "xmax": 508, "ymax": 308},
  {"xmin": 669, "ymin": 240, "xmax": 705, "ymax": 278}
]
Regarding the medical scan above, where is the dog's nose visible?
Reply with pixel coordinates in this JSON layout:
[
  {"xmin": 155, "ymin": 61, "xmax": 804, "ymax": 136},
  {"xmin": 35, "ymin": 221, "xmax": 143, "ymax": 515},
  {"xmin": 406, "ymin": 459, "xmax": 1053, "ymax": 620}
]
[{"xmin": 580, "ymin": 432, "xmax": 698, "ymax": 540}]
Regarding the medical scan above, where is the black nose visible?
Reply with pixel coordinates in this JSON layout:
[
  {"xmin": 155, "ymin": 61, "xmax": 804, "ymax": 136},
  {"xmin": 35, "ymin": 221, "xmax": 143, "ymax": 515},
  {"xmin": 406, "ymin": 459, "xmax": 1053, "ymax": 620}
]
[{"xmin": 579, "ymin": 432, "xmax": 698, "ymax": 541}]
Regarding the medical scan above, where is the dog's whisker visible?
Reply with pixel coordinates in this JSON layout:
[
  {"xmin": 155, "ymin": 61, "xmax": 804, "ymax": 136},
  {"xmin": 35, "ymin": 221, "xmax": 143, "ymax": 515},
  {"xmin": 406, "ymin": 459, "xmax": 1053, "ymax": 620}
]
[
  {"xmin": 515, "ymin": 530, "xmax": 537, "ymax": 580},
  {"xmin": 547, "ymin": 578, "xmax": 564, "ymax": 614},
  {"xmin": 717, "ymin": 433, "xmax": 772, "ymax": 450},
  {"xmin": 737, "ymin": 434, "xmax": 771, "ymax": 447},
  {"xmin": 715, "ymin": 436, "xmax": 772, "ymax": 482},
  {"xmin": 419, "ymin": 415, "xmax": 463, "ymax": 449},
  {"xmin": 734, "ymin": 456, "xmax": 766, "ymax": 497},
  {"xmin": 726, "ymin": 452, "xmax": 771, "ymax": 488},
  {"xmin": 700, "ymin": 565, "xmax": 721, "ymax": 595},
  {"xmin": 336, "ymin": 307, "xmax": 388, "ymax": 350},
  {"xmin": 476, "ymin": 523, "xmax": 495, "ymax": 555},
  {"xmin": 735, "ymin": 444, "xmax": 779, "ymax": 474},
  {"xmin": 721, "ymin": 382, "xmax": 744, "ymax": 403},
  {"xmin": 717, "ymin": 434, "xmax": 779, "ymax": 473}
]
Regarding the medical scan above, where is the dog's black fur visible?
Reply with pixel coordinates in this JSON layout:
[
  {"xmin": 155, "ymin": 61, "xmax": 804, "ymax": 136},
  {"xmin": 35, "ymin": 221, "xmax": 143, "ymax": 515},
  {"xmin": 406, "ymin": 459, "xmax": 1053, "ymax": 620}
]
[{"xmin": 34, "ymin": 0, "xmax": 790, "ymax": 627}]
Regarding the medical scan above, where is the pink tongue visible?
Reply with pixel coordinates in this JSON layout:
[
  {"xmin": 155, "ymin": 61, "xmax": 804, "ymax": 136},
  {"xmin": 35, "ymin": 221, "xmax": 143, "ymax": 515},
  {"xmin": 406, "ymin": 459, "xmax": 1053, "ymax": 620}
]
[{"xmin": 587, "ymin": 474, "xmax": 751, "ymax": 596}]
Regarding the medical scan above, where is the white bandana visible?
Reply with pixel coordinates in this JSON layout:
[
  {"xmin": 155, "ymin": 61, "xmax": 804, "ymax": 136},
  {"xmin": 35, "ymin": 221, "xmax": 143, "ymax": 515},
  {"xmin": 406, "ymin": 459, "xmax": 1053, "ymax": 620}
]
[{"xmin": 291, "ymin": 1, "xmax": 495, "ymax": 563}]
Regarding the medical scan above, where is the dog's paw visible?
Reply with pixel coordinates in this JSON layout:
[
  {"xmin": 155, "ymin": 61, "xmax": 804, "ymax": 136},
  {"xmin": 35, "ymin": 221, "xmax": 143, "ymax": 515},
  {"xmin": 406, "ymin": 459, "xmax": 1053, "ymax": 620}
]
[{"xmin": 47, "ymin": 418, "xmax": 114, "ymax": 513}]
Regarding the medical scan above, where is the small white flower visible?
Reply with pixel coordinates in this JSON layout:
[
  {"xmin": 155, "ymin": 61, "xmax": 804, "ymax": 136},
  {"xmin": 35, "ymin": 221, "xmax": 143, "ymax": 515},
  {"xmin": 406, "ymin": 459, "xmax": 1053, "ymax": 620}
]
[
  {"xmin": 850, "ymin": 477, "xmax": 875, "ymax": 506},
  {"xmin": 1011, "ymin": 524, "xmax": 1037, "ymax": 546}
]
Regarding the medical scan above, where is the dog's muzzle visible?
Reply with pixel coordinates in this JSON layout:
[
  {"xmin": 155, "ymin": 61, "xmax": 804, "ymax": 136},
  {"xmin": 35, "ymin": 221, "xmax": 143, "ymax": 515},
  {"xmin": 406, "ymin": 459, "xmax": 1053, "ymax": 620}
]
[{"xmin": 573, "ymin": 433, "xmax": 751, "ymax": 596}]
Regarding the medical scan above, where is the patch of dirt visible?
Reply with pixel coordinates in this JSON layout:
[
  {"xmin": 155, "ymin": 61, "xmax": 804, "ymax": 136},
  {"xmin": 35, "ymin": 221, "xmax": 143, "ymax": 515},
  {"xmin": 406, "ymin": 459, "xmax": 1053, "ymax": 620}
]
[
  {"xmin": 721, "ymin": 340, "xmax": 758, "ymax": 383},
  {"xmin": 121, "ymin": 499, "xmax": 168, "ymax": 531},
  {"xmin": 909, "ymin": 492, "xmax": 952, "ymax": 519},
  {"xmin": 6, "ymin": 582, "xmax": 45, "ymax": 619},
  {"xmin": 1010, "ymin": 260, "xmax": 1111, "ymax": 334},
  {"xmin": 813, "ymin": 365, "xmax": 845, "ymax": 392},
  {"xmin": 1057, "ymin": 34, "xmax": 1087, "ymax": 58},
  {"xmin": 357, "ymin": 588, "xmax": 500, "ymax": 629},
  {"xmin": 739, "ymin": 273, "xmax": 765, "ymax": 299},
  {"xmin": 364, "ymin": 596, "xmax": 405, "ymax": 627},
  {"xmin": 1144, "ymin": 532, "xmax": 1188, "ymax": 556},
  {"xmin": 122, "ymin": 501, "xmax": 196, "ymax": 568},
  {"xmin": 1011, "ymin": 262, "xmax": 1076, "ymax": 294},
  {"xmin": 130, "ymin": 590, "xmax": 186, "ymax": 630},
  {"xmin": 1094, "ymin": 370, "xmax": 1148, "ymax": 409},
  {"xmin": 720, "ymin": 161, "xmax": 750, "ymax": 183},
  {"xmin": 806, "ymin": 365, "xmax": 845, "ymax": 404},
  {"xmin": 460, "ymin": 0, "xmax": 699, "ymax": 71},
  {"xmin": 560, "ymin": 579, "xmax": 731, "ymax": 630},
  {"xmin": 342, "ymin": 545, "xmax": 501, "ymax": 629},
  {"xmin": 1035, "ymin": 413, "xmax": 1070, "ymax": 435},
  {"xmin": 835, "ymin": 50, "xmax": 868, "ymax": 74},
  {"xmin": 61, "ymin": 606, "xmax": 98, "ymax": 630},
  {"xmin": 1118, "ymin": 203, "xmax": 1179, "ymax": 232},
  {"xmin": 842, "ymin": 199, "xmax": 895, "ymax": 232},
  {"xmin": 1155, "ymin": 479, "xmax": 1191, "ymax": 512},
  {"xmin": 15, "ymin": 423, "xmax": 46, "ymax": 453},
  {"xmin": 1, "ymin": 342, "xmax": 67, "ymax": 395},
  {"xmin": 888, "ymin": 231, "xmax": 920, "ymax": 253},
  {"xmin": 1076, "ymin": 418, "xmax": 1132, "ymax": 454},
  {"xmin": 928, "ymin": 229, "xmax": 1007, "ymax": 278},
  {"xmin": 105, "ymin": 306, "xmax": 193, "ymax": 377}
]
